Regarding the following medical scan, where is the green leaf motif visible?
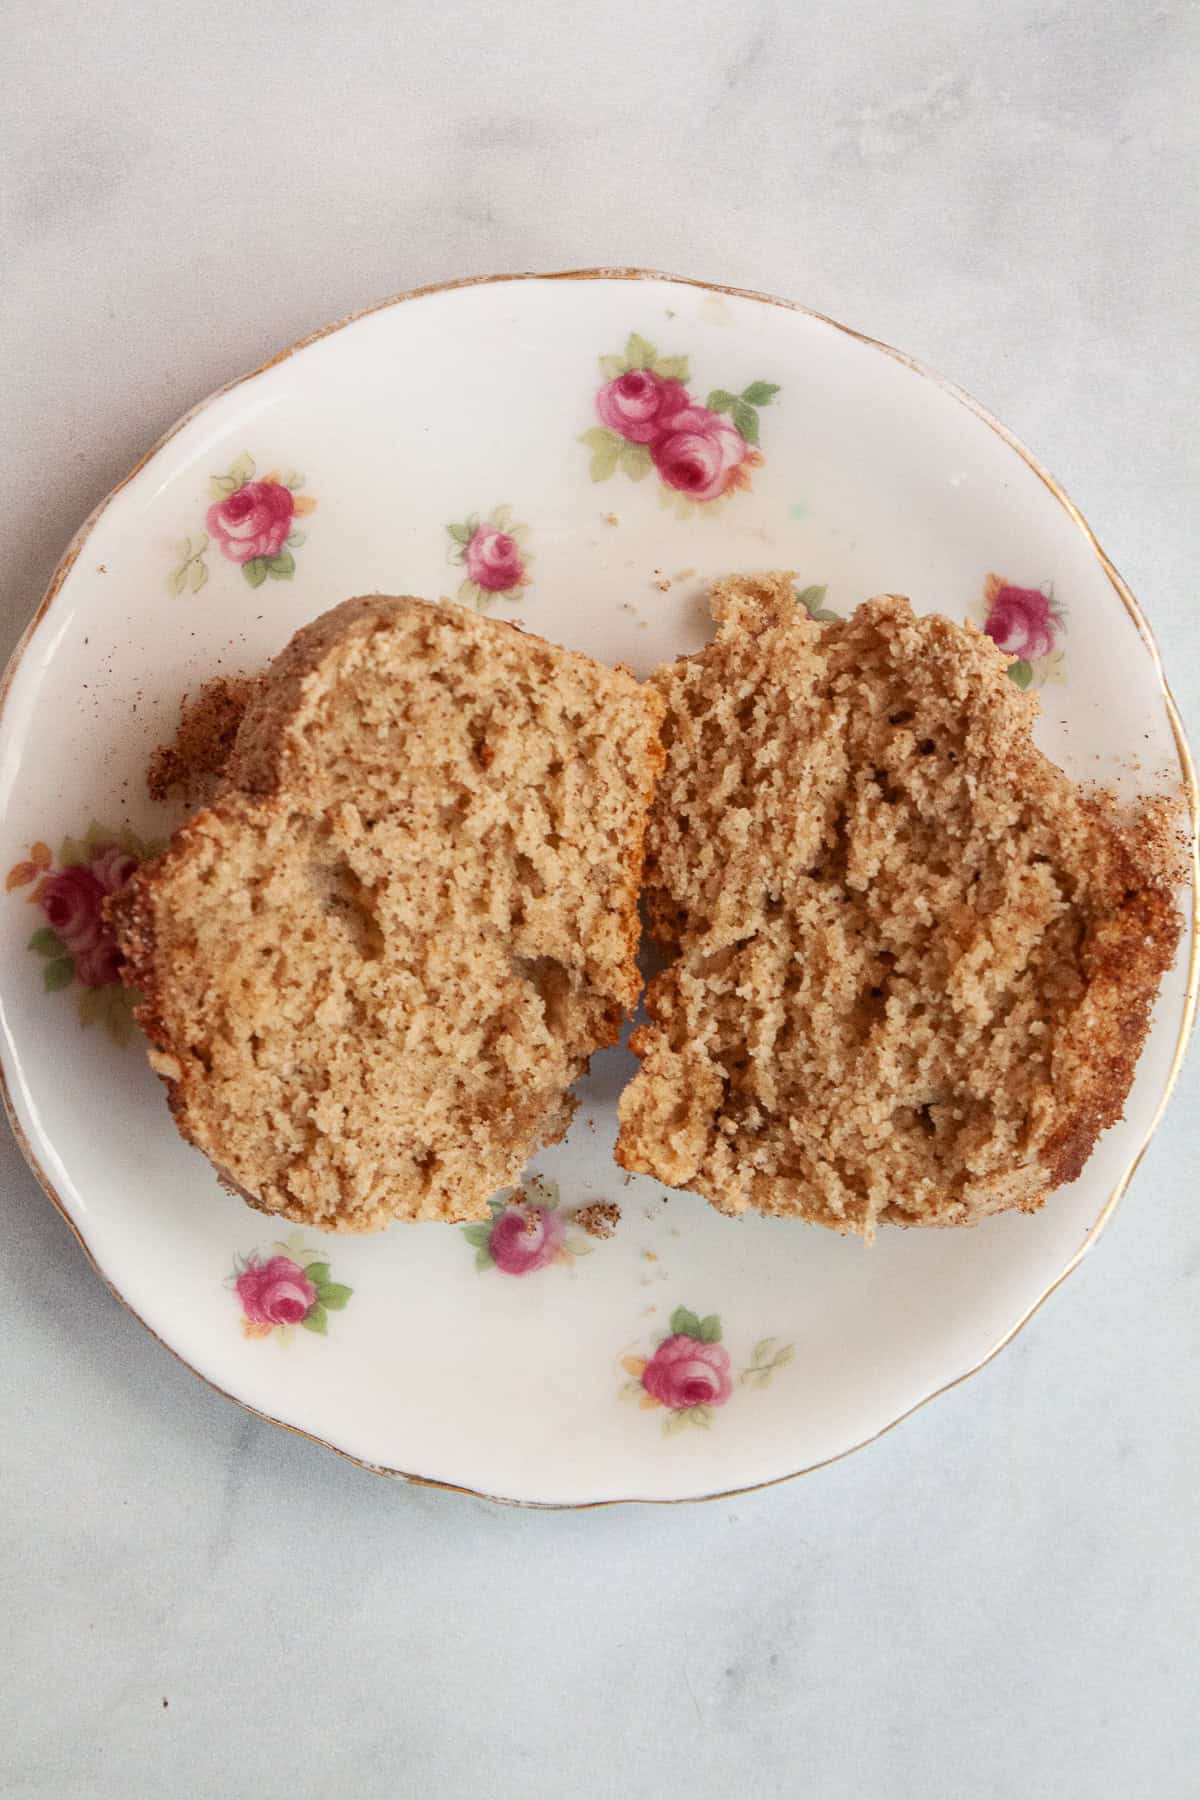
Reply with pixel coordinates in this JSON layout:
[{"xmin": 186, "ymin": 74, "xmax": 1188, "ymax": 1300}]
[
  {"xmin": 44, "ymin": 957, "xmax": 74, "ymax": 992},
  {"xmin": 282, "ymin": 470, "xmax": 305, "ymax": 490},
  {"xmin": 670, "ymin": 1306, "xmax": 703, "ymax": 1339},
  {"xmin": 319, "ymin": 1283, "xmax": 352, "ymax": 1311},
  {"xmin": 590, "ymin": 444, "xmax": 620, "ymax": 482},
  {"xmin": 810, "ymin": 608, "xmax": 839, "ymax": 623},
  {"xmin": 732, "ymin": 400, "xmax": 760, "ymax": 446},
  {"xmin": 286, "ymin": 530, "xmax": 306, "ymax": 549},
  {"xmin": 698, "ymin": 1314, "xmax": 722, "ymax": 1343},
  {"xmin": 77, "ymin": 986, "xmax": 107, "ymax": 1028},
  {"xmin": 58, "ymin": 835, "xmax": 88, "ymax": 867},
  {"xmin": 301, "ymin": 1304, "xmax": 328, "ymax": 1335},
  {"xmin": 653, "ymin": 354, "xmax": 689, "ymax": 382},
  {"xmin": 598, "ymin": 353, "xmax": 628, "ymax": 380},
  {"xmin": 208, "ymin": 475, "xmax": 238, "ymax": 500},
  {"xmin": 29, "ymin": 927, "xmax": 64, "ymax": 956},
  {"xmin": 741, "ymin": 1338, "xmax": 796, "ymax": 1386},
  {"xmin": 170, "ymin": 531, "xmax": 209, "ymax": 599},
  {"xmin": 619, "ymin": 442, "xmax": 652, "ymax": 482},
  {"xmin": 458, "ymin": 578, "xmax": 482, "ymax": 608},
  {"xmin": 76, "ymin": 821, "xmax": 159, "ymax": 861},
  {"xmin": 1008, "ymin": 660, "xmax": 1034, "ymax": 690},
  {"xmin": 243, "ymin": 559, "xmax": 268, "ymax": 589},
  {"xmin": 266, "ymin": 549, "xmax": 295, "ymax": 579},
  {"xmin": 490, "ymin": 503, "xmax": 514, "ymax": 529},
  {"xmin": 581, "ymin": 427, "xmax": 621, "ymax": 452},
  {"xmin": 474, "ymin": 1245, "xmax": 494, "ymax": 1272},
  {"xmin": 690, "ymin": 1404, "xmax": 713, "ymax": 1429},
  {"xmin": 624, "ymin": 332, "xmax": 656, "ymax": 370},
  {"xmin": 706, "ymin": 389, "xmax": 736, "ymax": 413},
  {"xmin": 795, "ymin": 584, "xmax": 828, "ymax": 611},
  {"xmin": 304, "ymin": 1262, "xmax": 331, "ymax": 1286},
  {"xmin": 461, "ymin": 1223, "xmax": 491, "ymax": 1248},
  {"xmin": 447, "ymin": 521, "xmax": 473, "ymax": 545},
  {"xmin": 76, "ymin": 983, "xmax": 136, "ymax": 1044},
  {"xmin": 664, "ymin": 1408, "xmax": 692, "ymax": 1436},
  {"xmin": 228, "ymin": 451, "xmax": 256, "ymax": 489},
  {"xmin": 741, "ymin": 381, "xmax": 780, "ymax": 406},
  {"xmin": 103, "ymin": 987, "xmax": 136, "ymax": 1047}
]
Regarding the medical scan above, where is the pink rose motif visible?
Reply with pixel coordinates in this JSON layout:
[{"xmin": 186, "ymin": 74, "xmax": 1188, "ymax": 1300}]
[
  {"xmin": 596, "ymin": 370, "xmax": 690, "ymax": 444},
  {"xmin": 39, "ymin": 866, "xmax": 106, "ymax": 956},
  {"xmin": 206, "ymin": 479, "xmax": 295, "ymax": 565},
  {"xmin": 74, "ymin": 939, "xmax": 124, "ymax": 989},
  {"xmin": 466, "ymin": 521, "xmax": 526, "ymax": 594},
  {"xmin": 983, "ymin": 581, "xmax": 1056, "ymax": 661},
  {"xmin": 641, "ymin": 1333, "xmax": 733, "ymax": 1410},
  {"xmin": 37, "ymin": 848, "xmax": 139, "ymax": 986},
  {"xmin": 651, "ymin": 406, "xmax": 751, "ymax": 502},
  {"xmin": 235, "ymin": 1255, "xmax": 317, "ymax": 1327},
  {"xmin": 89, "ymin": 845, "xmax": 139, "ymax": 897},
  {"xmin": 488, "ymin": 1202, "xmax": 566, "ymax": 1276}
]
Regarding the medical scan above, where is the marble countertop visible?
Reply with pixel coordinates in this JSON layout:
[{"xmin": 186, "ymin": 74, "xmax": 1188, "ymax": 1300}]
[{"xmin": 2, "ymin": 2, "xmax": 1196, "ymax": 1795}]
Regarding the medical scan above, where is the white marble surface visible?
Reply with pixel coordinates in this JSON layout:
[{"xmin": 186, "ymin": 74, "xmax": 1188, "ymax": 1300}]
[{"xmin": 2, "ymin": 2, "xmax": 1196, "ymax": 1794}]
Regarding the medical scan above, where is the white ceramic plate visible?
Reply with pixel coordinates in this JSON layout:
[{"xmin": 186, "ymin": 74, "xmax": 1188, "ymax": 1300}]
[{"xmin": 1, "ymin": 271, "xmax": 1195, "ymax": 1506}]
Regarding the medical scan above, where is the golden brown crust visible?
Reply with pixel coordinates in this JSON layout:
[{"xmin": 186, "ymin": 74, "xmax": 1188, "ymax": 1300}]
[
  {"xmin": 616, "ymin": 575, "xmax": 1184, "ymax": 1236},
  {"xmin": 1036, "ymin": 798, "xmax": 1184, "ymax": 1190},
  {"xmin": 114, "ymin": 596, "xmax": 663, "ymax": 1230}
]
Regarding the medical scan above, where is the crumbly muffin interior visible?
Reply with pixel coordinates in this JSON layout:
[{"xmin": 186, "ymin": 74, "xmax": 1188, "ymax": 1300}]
[
  {"xmin": 616, "ymin": 575, "xmax": 1182, "ymax": 1235},
  {"xmin": 118, "ymin": 597, "xmax": 663, "ymax": 1229}
]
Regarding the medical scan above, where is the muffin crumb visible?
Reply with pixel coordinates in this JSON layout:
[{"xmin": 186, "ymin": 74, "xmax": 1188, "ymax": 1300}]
[
  {"xmin": 576, "ymin": 1200, "xmax": 621, "ymax": 1240},
  {"xmin": 148, "ymin": 676, "xmax": 259, "ymax": 806}
]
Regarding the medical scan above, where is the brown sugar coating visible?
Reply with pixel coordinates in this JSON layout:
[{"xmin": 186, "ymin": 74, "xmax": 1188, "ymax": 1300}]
[
  {"xmin": 616, "ymin": 574, "xmax": 1183, "ymax": 1236},
  {"xmin": 114, "ymin": 595, "xmax": 664, "ymax": 1230},
  {"xmin": 147, "ymin": 676, "xmax": 259, "ymax": 807}
]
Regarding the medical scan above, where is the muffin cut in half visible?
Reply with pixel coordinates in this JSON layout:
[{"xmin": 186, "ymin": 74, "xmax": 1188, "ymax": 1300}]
[
  {"xmin": 114, "ymin": 595, "xmax": 664, "ymax": 1230},
  {"xmin": 616, "ymin": 574, "xmax": 1183, "ymax": 1236}
]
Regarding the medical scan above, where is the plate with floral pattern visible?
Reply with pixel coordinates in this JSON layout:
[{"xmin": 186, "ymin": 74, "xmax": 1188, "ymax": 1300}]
[{"xmin": 0, "ymin": 272, "xmax": 1194, "ymax": 1506}]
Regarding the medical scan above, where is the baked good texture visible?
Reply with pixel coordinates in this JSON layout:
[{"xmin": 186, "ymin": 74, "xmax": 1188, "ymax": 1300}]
[
  {"xmin": 616, "ymin": 574, "xmax": 1183, "ymax": 1235},
  {"xmin": 115, "ymin": 595, "xmax": 664, "ymax": 1230}
]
